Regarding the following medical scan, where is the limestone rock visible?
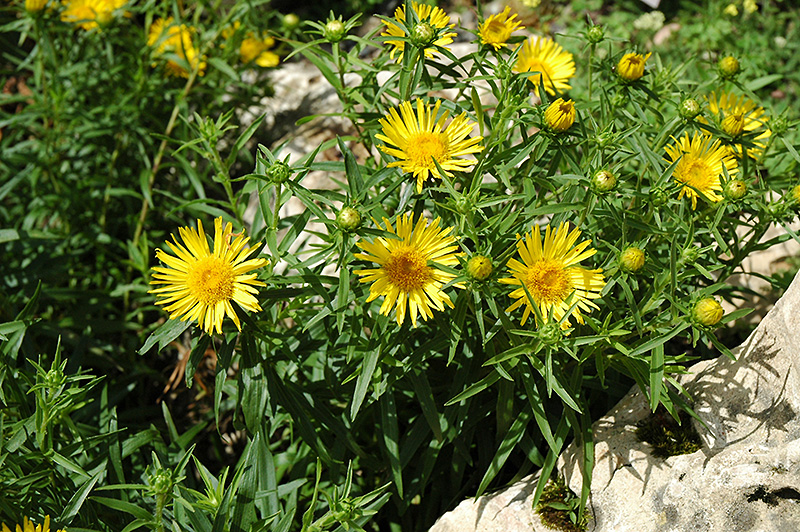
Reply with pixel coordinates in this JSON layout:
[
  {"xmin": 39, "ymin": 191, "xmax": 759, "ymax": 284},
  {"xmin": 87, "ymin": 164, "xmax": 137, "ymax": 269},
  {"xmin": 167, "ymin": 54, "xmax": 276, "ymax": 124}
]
[{"xmin": 429, "ymin": 270, "xmax": 800, "ymax": 532}]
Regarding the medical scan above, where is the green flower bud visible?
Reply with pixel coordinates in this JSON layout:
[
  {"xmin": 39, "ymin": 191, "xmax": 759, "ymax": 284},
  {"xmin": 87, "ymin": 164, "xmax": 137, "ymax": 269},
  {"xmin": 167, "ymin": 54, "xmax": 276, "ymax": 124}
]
[
  {"xmin": 266, "ymin": 161, "xmax": 291, "ymax": 183},
  {"xmin": 323, "ymin": 19, "xmax": 346, "ymax": 43},
  {"xmin": 691, "ymin": 297, "xmax": 724, "ymax": 327},
  {"xmin": 537, "ymin": 321, "xmax": 564, "ymax": 346},
  {"xmin": 718, "ymin": 56, "xmax": 740, "ymax": 80},
  {"xmin": 148, "ymin": 468, "xmax": 173, "ymax": 497},
  {"xmin": 586, "ymin": 25, "xmax": 605, "ymax": 44},
  {"xmin": 336, "ymin": 206, "xmax": 362, "ymax": 232},
  {"xmin": 411, "ymin": 21, "xmax": 436, "ymax": 47},
  {"xmin": 619, "ymin": 246, "xmax": 645, "ymax": 273},
  {"xmin": 649, "ymin": 186, "xmax": 669, "ymax": 207},
  {"xmin": 590, "ymin": 169, "xmax": 617, "ymax": 194},
  {"xmin": 770, "ymin": 115, "xmax": 789, "ymax": 137},
  {"xmin": 679, "ymin": 98, "xmax": 702, "ymax": 120},
  {"xmin": 723, "ymin": 179, "xmax": 747, "ymax": 201},
  {"xmin": 283, "ymin": 13, "xmax": 300, "ymax": 30},
  {"xmin": 466, "ymin": 255, "xmax": 493, "ymax": 281}
]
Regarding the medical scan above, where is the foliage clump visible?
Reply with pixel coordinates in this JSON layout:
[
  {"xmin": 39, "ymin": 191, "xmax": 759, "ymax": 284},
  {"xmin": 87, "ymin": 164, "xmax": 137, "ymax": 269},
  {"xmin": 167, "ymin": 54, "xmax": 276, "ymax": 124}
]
[
  {"xmin": 636, "ymin": 407, "xmax": 703, "ymax": 458},
  {"xmin": 535, "ymin": 475, "xmax": 588, "ymax": 532}
]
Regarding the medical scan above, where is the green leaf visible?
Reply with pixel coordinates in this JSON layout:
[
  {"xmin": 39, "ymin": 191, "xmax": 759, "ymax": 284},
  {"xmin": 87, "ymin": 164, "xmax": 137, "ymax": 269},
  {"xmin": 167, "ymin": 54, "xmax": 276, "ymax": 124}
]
[
  {"xmin": 649, "ymin": 344, "xmax": 665, "ymax": 412},
  {"xmin": 476, "ymin": 409, "xmax": 530, "ymax": 496},
  {"xmin": 380, "ymin": 390, "xmax": 403, "ymax": 498},
  {"xmin": 139, "ymin": 319, "xmax": 192, "ymax": 355},
  {"xmin": 350, "ymin": 344, "xmax": 381, "ymax": 420},
  {"xmin": 60, "ymin": 471, "xmax": 102, "ymax": 523}
]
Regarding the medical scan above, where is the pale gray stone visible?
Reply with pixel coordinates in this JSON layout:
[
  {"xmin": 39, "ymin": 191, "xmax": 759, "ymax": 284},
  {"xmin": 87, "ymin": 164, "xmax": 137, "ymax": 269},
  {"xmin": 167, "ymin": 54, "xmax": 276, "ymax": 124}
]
[{"xmin": 430, "ymin": 270, "xmax": 800, "ymax": 532}]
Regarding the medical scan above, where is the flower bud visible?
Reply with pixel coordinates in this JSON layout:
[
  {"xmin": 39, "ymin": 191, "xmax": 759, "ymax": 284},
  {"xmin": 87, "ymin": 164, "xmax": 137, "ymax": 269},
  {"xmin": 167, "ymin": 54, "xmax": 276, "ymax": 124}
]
[
  {"xmin": 718, "ymin": 56, "xmax": 740, "ymax": 80},
  {"xmin": 537, "ymin": 321, "xmax": 564, "ymax": 345},
  {"xmin": 411, "ymin": 21, "xmax": 436, "ymax": 47},
  {"xmin": 691, "ymin": 297, "xmax": 724, "ymax": 327},
  {"xmin": 722, "ymin": 112, "xmax": 745, "ymax": 137},
  {"xmin": 283, "ymin": 13, "xmax": 301, "ymax": 30},
  {"xmin": 590, "ymin": 169, "xmax": 617, "ymax": 194},
  {"xmin": 454, "ymin": 196, "xmax": 473, "ymax": 215},
  {"xmin": 266, "ymin": 161, "xmax": 291, "ymax": 183},
  {"xmin": 723, "ymin": 179, "xmax": 747, "ymax": 201},
  {"xmin": 544, "ymin": 98, "xmax": 575, "ymax": 133},
  {"xmin": 679, "ymin": 98, "xmax": 702, "ymax": 120},
  {"xmin": 649, "ymin": 186, "xmax": 669, "ymax": 207},
  {"xmin": 323, "ymin": 19, "xmax": 346, "ymax": 43},
  {"xmin": 148, "ymin": 468, "xmax": 173, "ymax": 497},
  {"xmin": 466, "ymin": 255, "xmax": 493, "ymax": 281},
  {"xmin": 586, "ymin": 25, "xmax": 604, "ymax": 44},
  {"xmin": 619, "ymin": 246, "xmax": 645, "ymax": 273},
  {"xmin": 617, "ymin": 52, "xmax": 652, "ymax": 82},
  {"xmin": 336, "ymin": 206, "xmax": 362, "ymax": 232},
  {"xmin": 793, "ymin": 184, "xmax": 800, "ymax": 204},
  {"xmin": 770, "ymin": 115, "xmax": 788, "ymax": 137}
]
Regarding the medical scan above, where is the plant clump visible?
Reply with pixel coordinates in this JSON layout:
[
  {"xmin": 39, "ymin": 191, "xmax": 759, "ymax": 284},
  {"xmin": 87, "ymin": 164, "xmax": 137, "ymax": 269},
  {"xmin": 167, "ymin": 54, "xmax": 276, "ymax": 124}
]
[
  {"xmin": 636, "ymin": 407, "xmax": 703, "ymax": 458},
  {"xmin": 535, "ymin": 475, "xmax": 588, "ymax": 532}
]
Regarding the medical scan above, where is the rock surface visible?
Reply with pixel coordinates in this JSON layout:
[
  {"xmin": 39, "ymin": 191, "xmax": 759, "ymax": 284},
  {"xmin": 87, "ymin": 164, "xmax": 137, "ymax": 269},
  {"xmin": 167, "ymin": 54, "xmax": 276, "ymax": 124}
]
[{"xmin": 429, "ymin": 270, "xmax": 800, "ymax": 532}]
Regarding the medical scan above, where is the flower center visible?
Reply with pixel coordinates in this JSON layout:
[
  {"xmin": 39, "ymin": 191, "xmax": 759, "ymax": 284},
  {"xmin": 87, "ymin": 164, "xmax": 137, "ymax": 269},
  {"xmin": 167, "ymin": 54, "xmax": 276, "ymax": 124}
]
[
  {"xmin": 406, "ymin": 132, "xmax": 450, "ymax": 170},
  {"xmin": 383, "ymin": 246, "xmax": 431, "ymax": 291},
  {"xmin": 485, "ymin": 20, "xmax": 509, "ymax": 42},
  {"xmin": 679, "ymin": 157, "xmax": 713, "ymax": 189},
  {"xmin": 525, "ymin": 259, "xmax": 572, "ymax": 304},
  {"xmin": 187, "ymin": 256, "xmax": 235, "ymax": 305}
]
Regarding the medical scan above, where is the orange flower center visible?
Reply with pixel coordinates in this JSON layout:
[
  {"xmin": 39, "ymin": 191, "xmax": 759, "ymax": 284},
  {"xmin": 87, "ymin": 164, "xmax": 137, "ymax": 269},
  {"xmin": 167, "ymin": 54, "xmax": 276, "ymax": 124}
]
[
  {"xmin": 187, "ymin": 256, "xmax": 234, "ymax": 305},
  {"xmin": 384, "ymin": 246, "xmax": 431, "ymax": 291},
  {"xmin": 525, "ymin": 259, "xmax": 572, "ymax": 304},
  {"xmin": 406, "ymin": 132, "xmax": 450, "ymax": 170}
]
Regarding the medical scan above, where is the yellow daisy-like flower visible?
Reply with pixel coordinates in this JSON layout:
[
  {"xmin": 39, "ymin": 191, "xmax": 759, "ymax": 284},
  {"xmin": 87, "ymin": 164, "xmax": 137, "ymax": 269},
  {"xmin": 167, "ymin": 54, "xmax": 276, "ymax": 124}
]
[
  {"xmin": 479, "ymin": 6, "xmax": 523, "ymax": 51},
  {"xmin": 148, "ymin": 17, "xmax": 207, "ymax": 78},
  {"xmin": 381, "ymin": 1, "xmax": 456, "ymax": 62},
  {"xmin": 376, "ymin": 99, "xmax": 484, "ymax": 193},
  {"xmin": 354, "ymin": 213, "xmax": 464, "ymax": 327},
  {"xmin": 705, "ymin": 91, "xmax": 770, "ymax": 159},
  {"xmin": 664, "ymin": 132, "xmax": 739, "ymax": 210},
  {"xmin": 616, "ymin": 52, "xmax": 651, "ymax": 82},
  {"xmin": 149, "ymin": 217, "xmax": 267, "ymax": 335},
  {"xmin": 223, "ymin": 22, "xmax": 280, "ymax": 68},
  {"xmin": 500, "ymin": 223, "xmax": 605, "ymax": 328},
  {"xmin": 2, "ymin": 516, "xmax": 65, "ymax": 532},
  {"xmin": 60, "ymin": 0, "xmax": 126, "ymax": 30},
  {"xmin": 513, "ymin": 36, "xmax": 576, "ymax": 95},
  {"xmin": 544, "ymin": 98, "xmax": 575, "ymax": 132}
]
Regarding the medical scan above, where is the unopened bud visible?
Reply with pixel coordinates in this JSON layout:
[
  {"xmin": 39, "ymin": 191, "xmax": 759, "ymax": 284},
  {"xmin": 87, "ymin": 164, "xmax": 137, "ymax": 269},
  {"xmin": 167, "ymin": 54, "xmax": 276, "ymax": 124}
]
[
  {"xmin": 691, "ymin": 297, "xmax": 724, "ymax": 327},
  {"xmin": 722, "ymin": 112, "xmax": 745, "ymax": 137},
  {"xmin": 466, "ymin": 255, "xmax": 493, "ymax": 281},
  {"xmin": 411, "ymin": 21, "xmax": 436, "ymax": 47},
  {"xmin": 718, "ymin": 56, "xmax": 740, "ymax": 80},
  {"xmin": 619, "ymin": 246, "xmax": 645, "ymax": 273},
  {"xmin": 266, "ymin": 161, "xmax": 291, "ymax": 183},
  {"xmin": 591, "ymin": 169, "xmax": 617, "ymax": 194},
  {"xmin": 586, "ymin": 25, "xmax": 604, "ymax": 44},
  {"xmin": 679, "ymin": 98, "xmax": 702, "ymax": 120},
  {"xmin": 324, "ymin": 19, "xmax": 346, "ymax": 43},
  {"xmin": 723, "ymin": 179, "xmax": 747, "ymax": 201},
  {"xmin": 336, "ymin": 206, "xmax": 362, "ymax": 232}
]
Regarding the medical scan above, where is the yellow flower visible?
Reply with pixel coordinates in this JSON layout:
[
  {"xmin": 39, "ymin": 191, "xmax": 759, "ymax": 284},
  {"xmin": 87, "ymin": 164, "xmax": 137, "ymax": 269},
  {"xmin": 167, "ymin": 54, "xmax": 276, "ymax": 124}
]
[
  {"xmin": 223, "ymin": 22, "xmax": 280, "ymax": 68},
  {"xmin": 665, "ymin": 132, "xmax": 738, "ymax": 210},
  {"xmin": 544, "ymin": 98, "xmax": 575, "ymax": 132},
  {"xmin": 499, "ymin": 223, "xmax": 605, "ymax": 328},
  {"xmin": 376, "ymin": 99, "xmax": 484, "ymax": 193},
  {"xmin": 25, "ymin": 0, "xmax": 47, "ymax": 13},
  {"xmin": 513, "ymin": 36, "xmax": 575, "ymax": 95},
  {"xmin": 1, "ymin": 516, "xmax": 65, "ymax": 532},
  {"xmin": 479, "ymin": 6, "xmax": 523, "ymax": 51},
  {"xmin": 705, "ymin": 91, "xmax": 770, "ymax": 158},
  {"xmin": 354, "ymin": 213, "xmax": 464, "ymax": 327},
  {"xmin": 149, "ymin": 217, "xmax": 267, "ymax": 335},
  {"xmin": 743, "ymin": 0, "xmax": 757, "ymax": 13},
  {"xmin": 60, "ymin": 0, "xmax": 126, "ymax": 30},
  {"xmin": 148, "ymin": 17, "xmax": 207, "ymax": 78},
  {"xmin": 616, "ymin": 52, "xmax": 651, "ymax": 82},
  {"xmin": 723, "ymin": 3, "xmax": 739, "ymax": 16},
  {"xmin": 466, "ymin": 254, "xmax": 493, "ymax": 280},
  {"xmin": 381, "ymin": 1, "xmax": 456, "ymax": 62}
]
